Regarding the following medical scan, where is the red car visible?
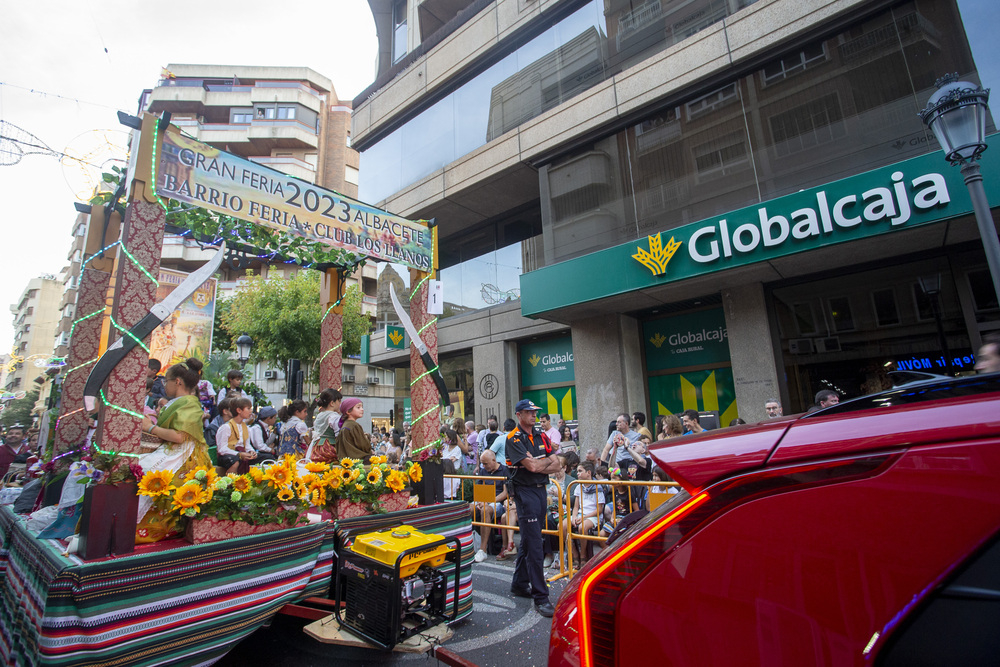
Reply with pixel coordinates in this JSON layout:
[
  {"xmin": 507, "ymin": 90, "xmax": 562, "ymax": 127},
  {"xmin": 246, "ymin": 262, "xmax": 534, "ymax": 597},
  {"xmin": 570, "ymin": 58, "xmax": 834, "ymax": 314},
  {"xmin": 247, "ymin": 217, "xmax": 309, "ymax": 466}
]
[{"xmin": 550, "ymin": 374, "xmax": 1000, "ymax": 666}]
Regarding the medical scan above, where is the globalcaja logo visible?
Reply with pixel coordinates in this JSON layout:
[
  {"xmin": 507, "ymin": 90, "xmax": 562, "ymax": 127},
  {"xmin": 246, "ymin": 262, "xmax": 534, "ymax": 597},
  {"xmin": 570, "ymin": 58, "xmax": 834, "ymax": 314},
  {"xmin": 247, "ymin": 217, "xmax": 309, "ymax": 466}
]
[
  {"xmin": 633, "ymin": 233, "xmax": 681, "ymax": 276},
  {"xmin": 649, "ymin": 332, "xmax": 667, "ymax": 348},
  {"xmin": 388, "ymin": 329, "xmax": 404, "ymax": 346},
  {"xmin": 528, "ymin": 354, "xmax": 541, "ymax": 367}
]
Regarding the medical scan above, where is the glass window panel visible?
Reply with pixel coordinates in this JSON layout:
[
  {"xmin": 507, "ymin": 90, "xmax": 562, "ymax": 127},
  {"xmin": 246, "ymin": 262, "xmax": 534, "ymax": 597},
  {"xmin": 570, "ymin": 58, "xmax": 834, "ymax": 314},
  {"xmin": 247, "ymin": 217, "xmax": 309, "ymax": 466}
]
[
  {"xmin": 828, "ymin": 297, "xmax": 855, "ymax": 332},
  {"xmin": 968, "ymin": 268, "xmax": 1000, "ymax": 313},
  {"xmin": 794, "ymin": 303, "xmax": 817, "ymax": 335},
  {"xmin": 912, "ymin": 284, "xmax": 935, "ymax": 321},
  {"xmin": 872, "ymin": 288, "xmax": 900, "ymax": 326}
]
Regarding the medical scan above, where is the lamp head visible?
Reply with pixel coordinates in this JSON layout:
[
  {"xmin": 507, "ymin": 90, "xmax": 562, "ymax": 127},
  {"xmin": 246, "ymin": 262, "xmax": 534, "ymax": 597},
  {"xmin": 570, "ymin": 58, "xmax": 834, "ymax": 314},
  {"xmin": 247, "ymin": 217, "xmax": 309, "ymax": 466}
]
[{"xmin": 919, "ymin": 73, "xmax": 990, "ymax": 164}]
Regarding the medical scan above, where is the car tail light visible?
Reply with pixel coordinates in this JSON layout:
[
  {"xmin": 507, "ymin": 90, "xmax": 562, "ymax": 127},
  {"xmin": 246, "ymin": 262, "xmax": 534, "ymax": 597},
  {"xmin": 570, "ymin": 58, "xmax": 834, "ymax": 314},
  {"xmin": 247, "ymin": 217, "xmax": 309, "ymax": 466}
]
[{"xmin": 552, "ymin": 453, "xmax": 899, "ymax": 667}]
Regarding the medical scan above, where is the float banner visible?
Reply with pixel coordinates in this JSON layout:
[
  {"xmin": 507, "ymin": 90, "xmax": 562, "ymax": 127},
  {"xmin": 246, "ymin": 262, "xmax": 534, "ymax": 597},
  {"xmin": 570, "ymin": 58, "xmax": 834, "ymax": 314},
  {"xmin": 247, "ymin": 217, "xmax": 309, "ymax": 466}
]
[
  {"xmin": 643, "ymin": 308, "xmax": 730, "ymax": 371},
  {"xmin": 150, "ymin": 268, "xmax": 216, "ymax": 369},
  {"xmin": 156, "ymin": 131, "xmax": 433, "ymax": 271}
]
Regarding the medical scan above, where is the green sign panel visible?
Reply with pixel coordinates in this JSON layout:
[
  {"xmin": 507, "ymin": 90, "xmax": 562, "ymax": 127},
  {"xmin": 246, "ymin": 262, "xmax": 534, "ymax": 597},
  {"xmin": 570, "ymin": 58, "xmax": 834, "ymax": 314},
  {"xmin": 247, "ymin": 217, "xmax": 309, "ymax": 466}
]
[
  {"xmin": 520, "ymin": 336, "xmax": 575, "ymax": 387},
  {"xmin": 644, "ymin": 308, "xmax": 730, "ymax": 371},
  {"xmin": 649, "ymin": 368, "xmax": 738, "ymax": 426},
  {"xmin": 522, "ymin": 386, "xmax": 577, "ymax": 421},
  {"xmin": 521, "ymin": 136, "xmax": 1000, "ymax": 317},
  {"xmin": 403, "ymin": 398, "xmax": 411, "ymax": 423},
  {"xmin": 385, "ymin": 326, "xmax": 407, "ymax": 350}
]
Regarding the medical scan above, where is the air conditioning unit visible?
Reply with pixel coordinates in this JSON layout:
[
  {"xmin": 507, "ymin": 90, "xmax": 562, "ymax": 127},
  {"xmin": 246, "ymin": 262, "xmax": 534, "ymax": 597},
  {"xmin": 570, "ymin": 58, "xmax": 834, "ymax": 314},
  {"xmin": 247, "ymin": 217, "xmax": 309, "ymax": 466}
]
[
  {"xmin": 346, "ymin": 375, "xmax": 355, "ymax": 383},
  {"xmin": 788, "ymin": 338, "xmax": 814, "ymax": 354},
  {"xmin": 368, "ymin": 377, "xmax": 379, "ymax": 384},
  {"xmin": 816, "ymin": 337, "xmax": 841, "ymax": 353},
  {"xmin": 263, "ymin": 370, "xmax": 278, "ymax": 379}
]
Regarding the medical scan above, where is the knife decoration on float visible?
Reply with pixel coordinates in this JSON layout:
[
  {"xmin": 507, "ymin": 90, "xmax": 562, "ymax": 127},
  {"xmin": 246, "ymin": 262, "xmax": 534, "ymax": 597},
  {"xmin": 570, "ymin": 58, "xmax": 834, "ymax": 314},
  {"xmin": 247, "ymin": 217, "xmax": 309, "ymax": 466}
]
[
  {"xmin": 389, "ymin": 283, "xmax": 450, "ymax": 408},
  {"xmin": 83, "ymin": 243, "xmax": 227, "ymax": 412}
]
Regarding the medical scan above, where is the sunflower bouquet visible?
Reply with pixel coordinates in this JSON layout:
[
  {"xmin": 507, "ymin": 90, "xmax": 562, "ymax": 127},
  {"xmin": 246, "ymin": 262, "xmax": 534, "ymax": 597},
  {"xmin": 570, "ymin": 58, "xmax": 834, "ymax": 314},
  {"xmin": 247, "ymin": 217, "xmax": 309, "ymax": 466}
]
[
  {"xmin": 137, "ymin": 454, "xmax": 309, "ymax": 527},
  {"xmin": 329, "ymin": 456, "xmax": 422, "ymax": 513}
]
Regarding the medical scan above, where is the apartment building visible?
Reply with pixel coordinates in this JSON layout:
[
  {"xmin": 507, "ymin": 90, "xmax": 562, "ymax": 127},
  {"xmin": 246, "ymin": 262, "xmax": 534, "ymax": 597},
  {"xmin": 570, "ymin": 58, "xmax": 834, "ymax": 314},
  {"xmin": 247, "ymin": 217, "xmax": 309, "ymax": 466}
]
[
  {"xmin": 357, "ymin": 0, "xmax": 999, "ymax": 440},
  {"xmin": 7, "ymin": 275, "xmax": 62, "ymax": 400}
]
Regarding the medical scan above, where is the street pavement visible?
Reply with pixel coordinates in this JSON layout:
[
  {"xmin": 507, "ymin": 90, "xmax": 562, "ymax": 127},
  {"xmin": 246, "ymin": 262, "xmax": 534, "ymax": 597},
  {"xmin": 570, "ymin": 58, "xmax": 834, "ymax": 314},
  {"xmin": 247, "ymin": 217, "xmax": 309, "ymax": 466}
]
[{"xmin": 217, "ymin": 550, "xmax": 570, "ymax": 666}]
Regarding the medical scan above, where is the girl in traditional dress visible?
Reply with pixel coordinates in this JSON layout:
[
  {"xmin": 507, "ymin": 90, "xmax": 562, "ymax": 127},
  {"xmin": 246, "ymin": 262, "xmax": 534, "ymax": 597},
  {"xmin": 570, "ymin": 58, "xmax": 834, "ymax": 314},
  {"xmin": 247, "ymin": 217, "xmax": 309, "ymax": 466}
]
[
  {"xmin": 309, "ymin": 388, "xmax": 342, "ymax": 461},
  {"xmin": 336, "ymin": 398, "xmax": 371, "ymax": 462},
  {"xmin": 136, "ymin": 361, "xmax": 213, "ymax": 543}
]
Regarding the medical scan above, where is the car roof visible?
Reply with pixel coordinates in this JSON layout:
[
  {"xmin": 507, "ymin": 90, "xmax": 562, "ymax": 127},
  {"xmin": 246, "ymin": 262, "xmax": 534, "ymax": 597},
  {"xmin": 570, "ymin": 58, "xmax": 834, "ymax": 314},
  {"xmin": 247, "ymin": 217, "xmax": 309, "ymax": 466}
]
[{"xmin": 650, "ymin": 374, "xmax": 1000, "ymax": 492}]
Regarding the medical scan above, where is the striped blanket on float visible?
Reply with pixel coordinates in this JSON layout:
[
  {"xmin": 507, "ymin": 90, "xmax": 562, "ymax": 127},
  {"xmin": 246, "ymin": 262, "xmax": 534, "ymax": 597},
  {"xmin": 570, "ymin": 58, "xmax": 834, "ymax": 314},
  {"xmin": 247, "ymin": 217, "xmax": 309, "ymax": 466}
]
[
  {"xmin": 0, "ymin": 506, "xmax": 332, "ymax": 667},
  {"xmin": 332, "ymin": 501, "xmax": 475, "ymax": 622},
  {"xmin": 0, "ymin": 501, "xmax": 472, "ymax": 666}
]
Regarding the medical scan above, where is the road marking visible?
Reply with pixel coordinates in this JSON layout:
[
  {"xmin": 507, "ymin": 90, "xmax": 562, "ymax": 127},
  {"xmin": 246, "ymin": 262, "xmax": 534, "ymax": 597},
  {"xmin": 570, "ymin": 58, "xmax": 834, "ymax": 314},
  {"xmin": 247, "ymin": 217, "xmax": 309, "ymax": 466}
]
[
  {"xmin": 444, "ymin": 603, "xmax": 545, "ymax": 652},
  {"xmin": 472, "ymin": 590, "xmax": 516, "ymax": 609}
]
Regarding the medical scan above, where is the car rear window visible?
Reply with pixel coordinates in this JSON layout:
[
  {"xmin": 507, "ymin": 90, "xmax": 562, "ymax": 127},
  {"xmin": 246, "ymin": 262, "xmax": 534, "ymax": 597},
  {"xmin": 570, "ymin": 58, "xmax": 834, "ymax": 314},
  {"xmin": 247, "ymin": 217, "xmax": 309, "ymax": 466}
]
[{"xmin": 804, "ymin": 375, "xmax": 1000, "ymax": 418}]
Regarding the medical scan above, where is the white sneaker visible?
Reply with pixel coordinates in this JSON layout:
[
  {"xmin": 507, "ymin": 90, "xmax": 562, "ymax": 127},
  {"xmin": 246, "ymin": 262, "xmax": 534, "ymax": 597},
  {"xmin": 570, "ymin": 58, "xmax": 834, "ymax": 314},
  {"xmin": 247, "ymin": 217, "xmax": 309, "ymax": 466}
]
[{"xmin": 474, "ymin": 549, "xmax": 488, "ymax": 563}]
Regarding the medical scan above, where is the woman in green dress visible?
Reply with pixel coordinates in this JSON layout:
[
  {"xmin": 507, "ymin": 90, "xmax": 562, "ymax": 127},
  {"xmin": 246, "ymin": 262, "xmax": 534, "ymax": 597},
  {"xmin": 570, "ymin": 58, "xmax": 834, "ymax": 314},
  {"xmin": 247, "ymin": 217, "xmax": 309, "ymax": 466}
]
[{"xmin": 136, "ymin": 361, "xmax": 213, "ymax": 543}]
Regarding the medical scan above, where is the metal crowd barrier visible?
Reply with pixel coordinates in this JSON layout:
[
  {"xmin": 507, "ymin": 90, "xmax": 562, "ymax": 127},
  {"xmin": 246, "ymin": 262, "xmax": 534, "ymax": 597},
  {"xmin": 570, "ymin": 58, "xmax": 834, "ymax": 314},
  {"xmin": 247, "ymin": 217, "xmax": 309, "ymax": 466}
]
[{"xmin": 444, "ymin": 473, "xmax": 682, "ymax": 581}]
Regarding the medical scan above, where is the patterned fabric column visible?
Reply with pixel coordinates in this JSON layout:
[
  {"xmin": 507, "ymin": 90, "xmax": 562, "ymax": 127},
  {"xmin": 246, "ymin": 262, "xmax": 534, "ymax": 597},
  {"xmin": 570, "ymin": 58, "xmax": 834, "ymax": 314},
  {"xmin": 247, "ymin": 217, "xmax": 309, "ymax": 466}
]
[
  {"xmin": 53, "ymin": 261, "xmax": 112, "ymax": 459},
  {"xmin": 320, "ymin": 269, "xmax": 343, "ymax": 392},
  {"xmin": 97, "ymin": 201, "xmax": 165, "ymax": 455},
  {"xmin": 408, "ymin": 269, "xmax": 441, "ymax": 454}
]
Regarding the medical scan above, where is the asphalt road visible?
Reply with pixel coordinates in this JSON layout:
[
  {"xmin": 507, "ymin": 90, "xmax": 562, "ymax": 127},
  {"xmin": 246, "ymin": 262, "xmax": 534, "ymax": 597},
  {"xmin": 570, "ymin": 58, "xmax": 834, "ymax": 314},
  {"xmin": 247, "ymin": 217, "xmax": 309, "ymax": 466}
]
[{"xmin": 217, "ymin": 549, "xmax": 569, "ymax": 667}]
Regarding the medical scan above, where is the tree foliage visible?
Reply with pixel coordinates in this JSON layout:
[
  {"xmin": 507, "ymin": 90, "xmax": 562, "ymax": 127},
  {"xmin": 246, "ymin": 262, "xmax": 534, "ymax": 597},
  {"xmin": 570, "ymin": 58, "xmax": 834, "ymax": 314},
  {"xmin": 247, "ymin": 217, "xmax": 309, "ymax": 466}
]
[
  {"xmin": 212, "ymin": 297, "xmax": 233, "ymax": 353},
  {"xmin": 218, "ymin": 271, "xmax": 369, "ymax": 369},
  {"xmin": 1, "ymin": 390, "xmax": 40, "ymax": 428}
]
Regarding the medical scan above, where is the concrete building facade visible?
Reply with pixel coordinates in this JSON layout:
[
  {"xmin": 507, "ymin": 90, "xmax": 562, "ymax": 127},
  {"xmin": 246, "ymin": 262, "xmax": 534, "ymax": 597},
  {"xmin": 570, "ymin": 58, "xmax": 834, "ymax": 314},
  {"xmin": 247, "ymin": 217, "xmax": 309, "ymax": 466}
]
[
  {"xmin": 357, "ymin": 0, "xmax": 1000, "ymax": 444},
  {"xmin": 7, "ymin": 275, "xmax": 62, "ymax": 397}
]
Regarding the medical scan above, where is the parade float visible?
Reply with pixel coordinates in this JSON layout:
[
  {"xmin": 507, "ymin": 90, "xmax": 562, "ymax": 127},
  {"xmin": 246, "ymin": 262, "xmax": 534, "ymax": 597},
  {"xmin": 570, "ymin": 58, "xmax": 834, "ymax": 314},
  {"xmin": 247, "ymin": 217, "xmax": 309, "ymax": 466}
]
[{"xmin": 0, "ymin": 112, "xmax": 472, "ymax": 666}]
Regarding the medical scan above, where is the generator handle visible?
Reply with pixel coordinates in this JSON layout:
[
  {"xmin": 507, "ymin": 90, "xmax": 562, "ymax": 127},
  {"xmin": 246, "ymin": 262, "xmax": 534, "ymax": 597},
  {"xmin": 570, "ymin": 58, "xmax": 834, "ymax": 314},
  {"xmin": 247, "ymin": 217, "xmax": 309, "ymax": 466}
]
[{"xmin": 392, "ymin": 534, "xmax": 464, "ymax": 623}]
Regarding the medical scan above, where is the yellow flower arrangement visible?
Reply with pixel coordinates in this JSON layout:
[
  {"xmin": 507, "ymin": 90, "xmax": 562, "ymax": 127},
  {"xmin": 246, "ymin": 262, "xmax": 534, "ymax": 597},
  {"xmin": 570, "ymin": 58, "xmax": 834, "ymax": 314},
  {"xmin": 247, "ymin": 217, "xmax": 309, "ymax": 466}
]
[
  {"xmin": 229, "ymin": 474, "xmax": 251, "ymax": 493},
  {"xmin": 408, "ymin": 464, "xmax": 423, "ymax": 483},
  {"xmin": 171, "ymin": 483, "xmax": 207, "ymax": 514},
  {"xmin": 367, "ymin": 467, "xmax": 382, "ymax": 485},
  {"xmin": 264, "ymin": 463, "xmax": 294, "ymax": 489},
  {"xmin": 386, "ymin": 470, "xmax": 407, "ymax": 493},
  {"xmin": 304, "ymin": 461, "xmax": 329, "ymax": 473},
  {"xmin": 138, "ymin": 469, "xmax": 176, "ymax": 498}
]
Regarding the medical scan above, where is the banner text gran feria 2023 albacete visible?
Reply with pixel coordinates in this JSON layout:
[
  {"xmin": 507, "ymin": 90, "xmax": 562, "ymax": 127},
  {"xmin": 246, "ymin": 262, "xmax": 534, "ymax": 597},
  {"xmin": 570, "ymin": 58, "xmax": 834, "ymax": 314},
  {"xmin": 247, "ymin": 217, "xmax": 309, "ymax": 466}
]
[{"xmin": 155, "ymin": 131, "xmax": 434, "ymax": 272}]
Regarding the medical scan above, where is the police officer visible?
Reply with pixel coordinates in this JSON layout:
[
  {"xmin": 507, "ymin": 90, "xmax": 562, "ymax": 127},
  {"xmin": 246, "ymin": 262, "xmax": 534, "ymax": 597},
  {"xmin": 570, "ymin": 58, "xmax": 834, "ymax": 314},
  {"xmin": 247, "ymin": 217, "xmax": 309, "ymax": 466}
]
[{"xmin": 505, "ymin": 399, "xmax": 562, "ymax": 617}]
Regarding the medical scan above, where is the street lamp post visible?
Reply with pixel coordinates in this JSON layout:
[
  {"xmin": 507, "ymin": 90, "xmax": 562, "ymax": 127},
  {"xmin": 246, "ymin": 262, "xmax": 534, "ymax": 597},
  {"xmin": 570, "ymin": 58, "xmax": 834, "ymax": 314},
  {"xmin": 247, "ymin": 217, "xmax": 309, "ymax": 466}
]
[
  {"xmin": 919, "ymin": 74, "xmax": 1000, "ymax": 311},
  {"xmin": 918, "ymin": 274, "xmax": 951, "ymax": 374},
  {"xmin": 235, "ymin": 333, "xmax": 254, "ymax": 369}
]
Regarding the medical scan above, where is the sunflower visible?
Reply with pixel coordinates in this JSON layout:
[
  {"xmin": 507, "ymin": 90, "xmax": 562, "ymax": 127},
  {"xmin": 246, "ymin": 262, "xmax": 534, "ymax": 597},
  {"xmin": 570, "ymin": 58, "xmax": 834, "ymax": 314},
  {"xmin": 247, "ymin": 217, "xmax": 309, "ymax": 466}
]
[
  {"xmin": 264, "ymin": 464, "xmax": 294, "ymax": 489},
  {"xmin": 304, "ymin": 461, "xmax": 329, "ymax": 473},
  {"xmin": 354, "ymin": 483, "xmax": 365, "ymax": 492},
  {"xmin": 248, "ymin": 467, "xmax": 264, "ymax": 483},
  {"xmin": 370, "ymin": 455, "xmax": 386, "ymax": 465},
  {"xmin": 171, "ymin": 483, "xmax": 207, "ymax": 513},
  {"xmin": 138, "ymin": 469, "xmax": 176, "ymax": 498},
  {"xmin": 367, "ymin": 468, "xmax": 382, "ymax": 485},
  {"xmin": 348, "ymin": 468, "xmax": 362, "ymax": 482},
  {"xmin": 311, "ymin": 489, "xmax": 326, "ymax": 506},
  {"xmin": 340, "ymin": 458, "xmax": 357, "ymax": 469},
  {"xmin": 282, "ymin": 453, "xmax": 298, "ymax": 468},
  {"xmin": 229, "ymin": 474, "xmax": 251, "ymax": 493},
  {"xmin": 329, "ymin": 475, "xmax": 342, "ymax": 490},
  {"xmin": 277, "ymin": 487, "xmax": 294, "ymax": 501},
  {"xmin": 408, "ymin": 464, "xmax": 423, "ymax": 483},
  {"xmin": 386, "ymin": 470, "xmax": 407, "ymax": 493}
]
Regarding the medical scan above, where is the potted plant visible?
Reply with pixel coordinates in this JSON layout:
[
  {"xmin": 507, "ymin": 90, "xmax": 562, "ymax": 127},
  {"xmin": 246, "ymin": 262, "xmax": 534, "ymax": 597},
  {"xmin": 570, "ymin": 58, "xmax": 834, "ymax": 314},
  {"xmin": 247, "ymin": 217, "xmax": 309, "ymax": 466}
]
[{"xmin": 327, "ymin": 456, "xmax": 419, "ymax": 519}]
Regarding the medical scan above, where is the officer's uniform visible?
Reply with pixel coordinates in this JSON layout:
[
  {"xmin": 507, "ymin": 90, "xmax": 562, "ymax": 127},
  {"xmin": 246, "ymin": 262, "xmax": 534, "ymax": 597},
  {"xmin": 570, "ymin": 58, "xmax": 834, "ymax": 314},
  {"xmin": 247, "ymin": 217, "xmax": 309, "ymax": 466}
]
[{"xmin": 505, "ymin": 424, "xmax": 554, "ymax": 605}]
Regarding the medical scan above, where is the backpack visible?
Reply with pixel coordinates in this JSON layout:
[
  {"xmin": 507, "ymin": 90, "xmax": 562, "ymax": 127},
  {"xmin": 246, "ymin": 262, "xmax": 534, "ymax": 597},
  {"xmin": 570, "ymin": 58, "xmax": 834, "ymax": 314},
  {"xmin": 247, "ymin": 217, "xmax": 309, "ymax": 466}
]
[{"xmin": 485, "ymin": 432, "xmax": 500, "ymax": 447}]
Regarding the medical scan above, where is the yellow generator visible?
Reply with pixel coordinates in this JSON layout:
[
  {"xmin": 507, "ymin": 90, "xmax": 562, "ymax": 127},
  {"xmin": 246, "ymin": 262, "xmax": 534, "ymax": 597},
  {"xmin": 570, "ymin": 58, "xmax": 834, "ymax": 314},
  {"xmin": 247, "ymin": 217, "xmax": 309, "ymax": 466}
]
[{"xmin": 334, "ymin": 525, "xmax": 460, "ymax": 649}]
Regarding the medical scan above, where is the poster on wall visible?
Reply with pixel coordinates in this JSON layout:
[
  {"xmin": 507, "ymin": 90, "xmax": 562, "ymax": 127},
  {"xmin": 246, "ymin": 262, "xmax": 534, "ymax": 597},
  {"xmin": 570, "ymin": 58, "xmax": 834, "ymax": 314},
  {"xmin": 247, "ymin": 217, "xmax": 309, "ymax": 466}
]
[
  {"xmin": 522, "ymin": 386, "xmax": 577, "ymax": 421},
  {"xmin": 149, "ymin": 268, "xmax": 217, "ymax": 369},
  {"xmin": 648, "ymin": 367, "xmax": 738, "ymax": 427},
  {"xmin": 643, "ymin": 308, "xmax": 730, "ymax": 371}
]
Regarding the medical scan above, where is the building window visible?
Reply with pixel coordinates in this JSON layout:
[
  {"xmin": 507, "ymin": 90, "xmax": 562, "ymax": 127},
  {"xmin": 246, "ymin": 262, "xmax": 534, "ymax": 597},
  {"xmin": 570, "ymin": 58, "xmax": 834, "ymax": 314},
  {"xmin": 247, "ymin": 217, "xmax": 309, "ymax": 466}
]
[
  {"xmin": 231, "ymin": 108, "xmax": 253, "ymax": 124},
  {"xmin": 871, "ymin": 288, "xmax": 900, "ymax": 327},
  {"xmin": 968, "ymin": 268, "xmax": 1000, "ymax": 314},
  {"xmin": 685, "ymin": 83, "xmax": 738, "ymax": 120},
  {"xmin": 828, "ymin": 296, "xmax": 855, "ymax": 332},
  {"xmin": 912, "ymin": 283, "xmax": 935, "ymax": 321},
  {"xmin": 392, "ymin": 0, "xmax": 408, "ymax": 64},
  {"xmin": 769, "ymin": 93, "xmax": 846, "ymax": 157},
  {"xmin": 345, "ymin": 165, "xmax": 360, "ymax": 186},
  {"xmin": 693, "ymin": 134, "xmax": 748, "ymax": 177},
  {"xmin": 793, "ymin": 302, "xmax": 817, "ymax": 335},
  {"xmin": 277, "ymin": 106, "xmax": 296, "ymax": 120},
  {"xmin": 346, "ymin": 132, "xmax": 352, "ymax": 148},
  {"xmin": 762, "ymin": 42, "xmax": 828, "ymax": 85}
]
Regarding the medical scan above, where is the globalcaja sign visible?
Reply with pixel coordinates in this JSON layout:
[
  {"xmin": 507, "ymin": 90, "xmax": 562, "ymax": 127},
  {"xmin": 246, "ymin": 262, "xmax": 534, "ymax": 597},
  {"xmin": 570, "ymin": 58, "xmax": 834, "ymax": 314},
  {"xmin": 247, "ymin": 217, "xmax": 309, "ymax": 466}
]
[
  {"xmin": 520, "ymin": 335, "xmax": 574, "ymax": 387},
  {"xmin": 643, "ymin": 307, "xmax": 729, "ymax": 371},
  {"xmin": 520, "ymin": 136, "xmax": 1000, "ymax": 317}
]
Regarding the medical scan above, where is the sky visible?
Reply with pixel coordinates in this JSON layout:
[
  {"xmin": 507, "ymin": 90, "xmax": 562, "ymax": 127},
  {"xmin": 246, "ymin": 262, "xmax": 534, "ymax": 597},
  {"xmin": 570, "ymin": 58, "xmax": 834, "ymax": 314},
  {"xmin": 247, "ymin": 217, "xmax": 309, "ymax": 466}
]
[{"xmin": 0, "ymin": 0, "xmax": 379, "ymax": 357}]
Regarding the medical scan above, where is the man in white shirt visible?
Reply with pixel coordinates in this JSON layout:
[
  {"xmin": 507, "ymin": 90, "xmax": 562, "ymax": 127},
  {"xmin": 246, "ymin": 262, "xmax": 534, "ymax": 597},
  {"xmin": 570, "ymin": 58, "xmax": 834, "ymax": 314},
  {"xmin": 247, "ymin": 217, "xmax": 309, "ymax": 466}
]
[
  {"xmin": 216, "ymin": 398, "xmax": 257, "ymax": 473},
  {"xmin": 539, "ymin": 413, "xmax": 561, "ymax": 445}
]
